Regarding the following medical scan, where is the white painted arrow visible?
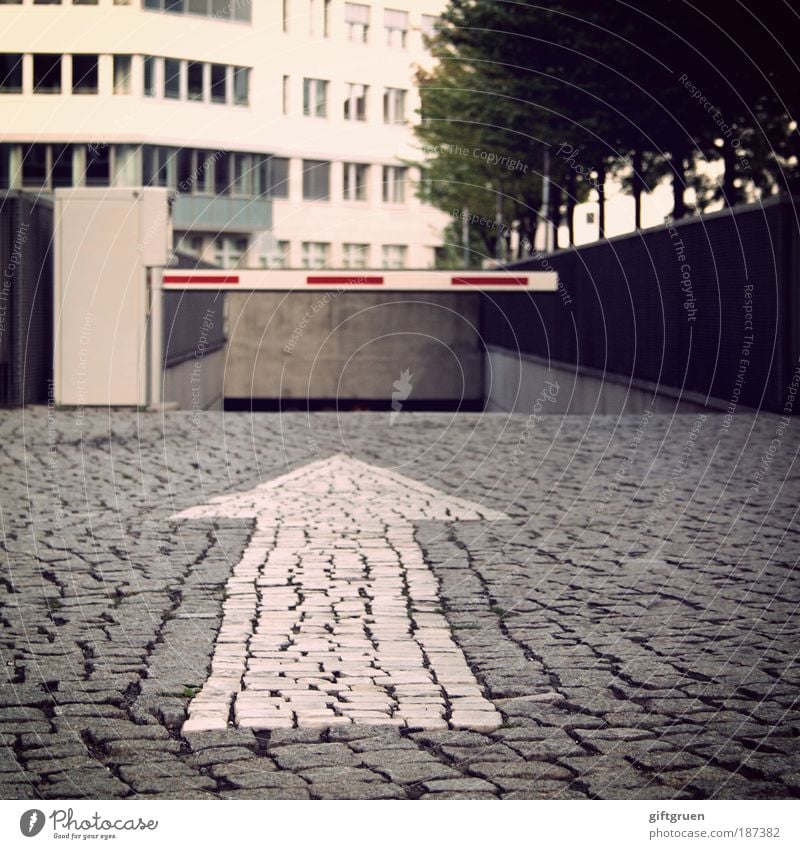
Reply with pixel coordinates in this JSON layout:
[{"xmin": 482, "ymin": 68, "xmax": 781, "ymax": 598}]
[{"xmin": 174, "ymin": 453, "xmax": 508, "ymax": 733}]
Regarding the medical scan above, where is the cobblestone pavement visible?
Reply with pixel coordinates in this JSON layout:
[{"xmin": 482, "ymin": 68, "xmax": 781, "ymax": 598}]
[{"xmin": 0, "ymin": 409, "xmax": 798, "ymax": 800}]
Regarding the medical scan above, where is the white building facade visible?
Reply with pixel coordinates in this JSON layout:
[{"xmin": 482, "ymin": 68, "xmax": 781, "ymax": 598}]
[{"xmin": 0, "ymin": 0, "xmax": 449, "ymax": 269}]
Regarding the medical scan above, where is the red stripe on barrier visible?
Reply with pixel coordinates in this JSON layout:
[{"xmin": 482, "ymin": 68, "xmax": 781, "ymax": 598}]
[
  {"xmin": 451, "ymin": 276, "xmax": 528, "ymax": 286},
  {"xmin": 163, "ymin": 275, "xmax": 240, "ymax": 285},
  {"xmin": 307, "ymin": 275, "xmax": 384, "ymax": 285}
]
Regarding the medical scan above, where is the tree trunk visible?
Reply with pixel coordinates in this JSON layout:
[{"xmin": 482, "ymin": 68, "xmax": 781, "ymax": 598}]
[
  {"xmin": 632, "ymin": 148, "xmax": 643, "ymax": 230},
  {"xmin": 721, "ymin": 143, "xmax": 739, "ymax": 207},
  {"xmin": 597, "ymin": 163, "xmax": 606, "ymax": 239},
  {"xmin": 566, "ymin": 170, "xmax": 576, "ymax": 245},
  {"xmin": 518, "ymin": 213, "xmax": 536, "ymax": 259},
  {"xmin": 672, "ymin": 149, "xmax": 687, "ymax": 220},
  {"xmin": 495, "ymin": 186, "xmax": 504, "ymax": 263},
  {"xmin": 551, "ymin": 189, "xmax": 562, "ymax": 250}
]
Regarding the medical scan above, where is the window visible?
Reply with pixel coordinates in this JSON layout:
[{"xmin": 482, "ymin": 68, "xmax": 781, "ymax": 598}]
[
  {"xmin": 233, "ymin": 66, "xmax": 248, "ymax": 105},
  {"xmin": 164, "ymin": 58, "xmax": 181, "ymax": 99},
  {"xmin": 282, "ymin": 0, "xmax": 289, "ymax": 32},
  {"xmin": 85, "ymin": 143, "xmax": 110, "ymax": 186},
  {"xmin": 232, "ymin": 152, "xmax": 252, "ymax": 195},
  {"xmin": 113, "ymin": 55, "xmax": 132, "ymax": 94},
  {"xmin": 266, "ymin": 156, "xmax": 289, "ymax": 198},
  {"xmin": 282, "ymin": 75, "xmax": 289, "ymax": 114},
  {"xmin": 33, "ymin": 54, "xmax": 62, "ymax": 94},
  {"xmin": 382, "ymin": 244, "xmax": 407, "ymax": 269},
  {"xmin": 253, "ymin": 154, "xmax": 290, "ymax": 198},
  {"xmin": 0, "ymin": 144, "xmax": 10, "ymax": 190},
  {"xmin": 586, "ymin": 211, "xmax": 596, "ymax": 224},
  {"xmin": 302, "ymin": 159, "xmax": 329, "ymax": 200},
  {"xmin": 51, "ymin": 143, "xmax": 73, "ymax": 187},
  {"xmin": 143, "ymin": 56, "xmax": 156, "ymax": 96},
  {"xmin": 324, "ymin": 0, "xmax": 331, "ymax": 37},
  {"xmin": 72, "ymin": 54, "xmax": 98, "ymax": 94},
  {"xmin": 175, "ymin": 233, "xmax": 204, "ymax": 258},
  {"xmin": 421, "ymin": 14, "xmax": 439, "ymax": 38},
  {"xmin": 301, "ymin": 241, "xmax": 329, "ymax": 269},
  {"xmin": 143, "ymin": 145, "xmax": 175, "ymax": 187},
  {"xmin": 175, "ymin": 147, "xmax": 220, "ymax": 194},
  {"xmin": 0, "ymin": 54, "xmax": 23, "ymax": 93},
  {"xmin": 384, "ymin": 8, "xmax": 408, "ymax": 47},
  {"xmin": 214, "ymin": 150, "xmax": 230, "ymax": 194},
  {"xmin": 210, "ymin": 64, "xmax": 227, "ymax": 103},
  {"xmin": 383, "ymin": 87, "xmax": 406, "ymax": 124},
  {"xmin": 343, "ymin": 162, "xmax": 368, "ymax": 201},
  {"xmin": 214, "ymin": 236, "xmax": 248, "ymax": 269},
  {"xmin": 21, "ymin": 144, "xmax": 48, "ymax": 188},
  {"xmin": 261, "ymin": 239, "xmax": 290, "ymax": 269},
  {"xmin": 342, "ymin": 243, "xmax": 368, "ymax": 269},
  {"xmin": 382, "ymin": 165, "xmax": 406, "ymax": 203},
  {"xmin": 343, "ymin": 83, "xmax": 367, "ymax": 121},
  {"xmin": 187, "ymin": 61, "xmax": 204, "ymax": 101},
  {"xmin": 345, "ymin": 2, "xmax": 368, "ymax": 42},
  {"xmin": 193, "ymin": 150, "xmax": 215, "ymax": 193},
  {"xmin": 308, "ymin": 0, "xmax": 318, "ymax": 36},
  {"xmin": 22, "ymin": 144, "xmax": 76, "ymax": 190},
  {"xmin": 176, "ymin": 147, "xmax": 193, "ymax": 191},
  {"xmin": 303, "ymin": 77, "xmax": 327, "ymax": 117},
  {"xmin": 16, "ymin": 141, "xmax": 75, "ymax": 193}
]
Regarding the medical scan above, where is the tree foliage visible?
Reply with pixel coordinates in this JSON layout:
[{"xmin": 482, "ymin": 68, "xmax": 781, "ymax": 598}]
[{"xmin": 414, "ymin": 0, "xmax": 800, "ymax": 264}]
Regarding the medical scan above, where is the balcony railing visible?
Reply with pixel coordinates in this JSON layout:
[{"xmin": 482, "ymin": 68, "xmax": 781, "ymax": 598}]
[{"xmin": 172, "ymin": 194, "xmax": 271, "ymax": 231}]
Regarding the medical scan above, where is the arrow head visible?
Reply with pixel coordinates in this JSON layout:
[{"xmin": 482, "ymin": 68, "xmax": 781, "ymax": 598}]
[{"xmin": 173, "ymin": 454, "xmax": 508, "ymax": 523}]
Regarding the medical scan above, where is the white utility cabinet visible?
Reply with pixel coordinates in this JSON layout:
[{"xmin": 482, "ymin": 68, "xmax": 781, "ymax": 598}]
[{"xmin": 54, "ymin": 187, "xmax": 170, "ymax": 407}]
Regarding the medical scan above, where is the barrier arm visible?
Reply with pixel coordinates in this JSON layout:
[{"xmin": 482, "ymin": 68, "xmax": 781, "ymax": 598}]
[{"xmin": 160, "ymin": 269, "xmax": 559, "ymax": 292}]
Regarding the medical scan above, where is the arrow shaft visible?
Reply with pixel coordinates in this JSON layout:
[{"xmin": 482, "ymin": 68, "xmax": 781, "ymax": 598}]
[{"xmin": 184, "ymin": 519, "xmax": 500, "ymax": 732}]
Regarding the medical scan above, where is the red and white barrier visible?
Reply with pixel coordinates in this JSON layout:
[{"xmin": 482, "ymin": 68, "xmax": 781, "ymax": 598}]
[{"xmin": 161, "ymin": 269, "xmax": 558, "ymax": 292}]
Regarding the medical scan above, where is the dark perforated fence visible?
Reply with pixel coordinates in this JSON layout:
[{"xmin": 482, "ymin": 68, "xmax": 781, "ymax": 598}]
[
  {"xmin": 482, "ymin": 195, "xmax": 800, "ymax": 414},
  {"xmin": 0, "ymin": 192, "xmax": 53, "ymax": 407}
]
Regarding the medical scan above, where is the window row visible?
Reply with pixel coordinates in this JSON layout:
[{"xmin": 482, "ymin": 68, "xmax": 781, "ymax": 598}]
[
  {"xmin": 0, "ymin": 142, "xmax": 288, "ymax": 196},
  {"xmin": 0, "ymin": 53, "xmax": 102, "ymax": 94},
  {"xmin": 144, "ymin": 56, "xmax": 249, "ymax": 105},
  {"xmin": 0, "ymin": 52, "xmax": 250, "ymax": 104},
  {"xmin": 0, "ymin": 143, "xmax": 409, "ymax": 204},
  {"xmin": 2, "ymin": 1, "xmax": 137, "ymax": 6},
  {"xmin": 302, "ymin": 161, "xmax": 407, "ymax": 203},
  {"xmin": 290, "ymin": 1, "xmax": 440, "ymax": 47},
  {"xmin": 143, "ymin": 147, "xmax": 288, "ymax": 197},
  {"xmin": 301, "ymin": 78, "xmax": 406, "ymax": 124},
  {"xmin": 0, "ymin": 142, "xmax": 112, "ymax": 189},
  {"xmin": 299, "ymin": 241, "xmax": 408, "ymax": 269},
  {"xmin": 174, "ymin": 233, "xmax": 409, "ymax": 270},
  {"xmin": 143, "ymin": 0, "xmax": 252, "ymax": 22}
]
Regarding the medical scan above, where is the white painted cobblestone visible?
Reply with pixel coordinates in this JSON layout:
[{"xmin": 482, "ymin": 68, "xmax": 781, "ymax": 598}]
[{"xmin": 179, "ymin": 454, "xmax": 506, "ymax": 733}]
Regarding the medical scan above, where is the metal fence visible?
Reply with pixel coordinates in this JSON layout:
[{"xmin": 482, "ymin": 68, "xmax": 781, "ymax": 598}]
[
  {"xmin": 483, "ymin": 195, "xmax": 800, "ymax": 414},
  {"xmin": 0, "ymin": 192, "xmax": 53, "ymax": 407}
]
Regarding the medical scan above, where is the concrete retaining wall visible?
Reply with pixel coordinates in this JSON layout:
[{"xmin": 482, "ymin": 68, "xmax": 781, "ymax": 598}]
[
  {"xmin": 223, "ymin": 292, "xmax": 483, "ymax": 405},
  {"xmin": 485, "ymin": 346, "xmax": 710, "ymax": 415}
]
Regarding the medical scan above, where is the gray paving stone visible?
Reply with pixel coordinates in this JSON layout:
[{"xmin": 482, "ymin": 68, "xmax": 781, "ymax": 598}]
[
  {"xmin": 422, "ymin": 777, "xmax": 498, "ymax": 794},
  {"xmin": 0, "ymin": 409, "xmax": 796, "ymax": 800}
]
